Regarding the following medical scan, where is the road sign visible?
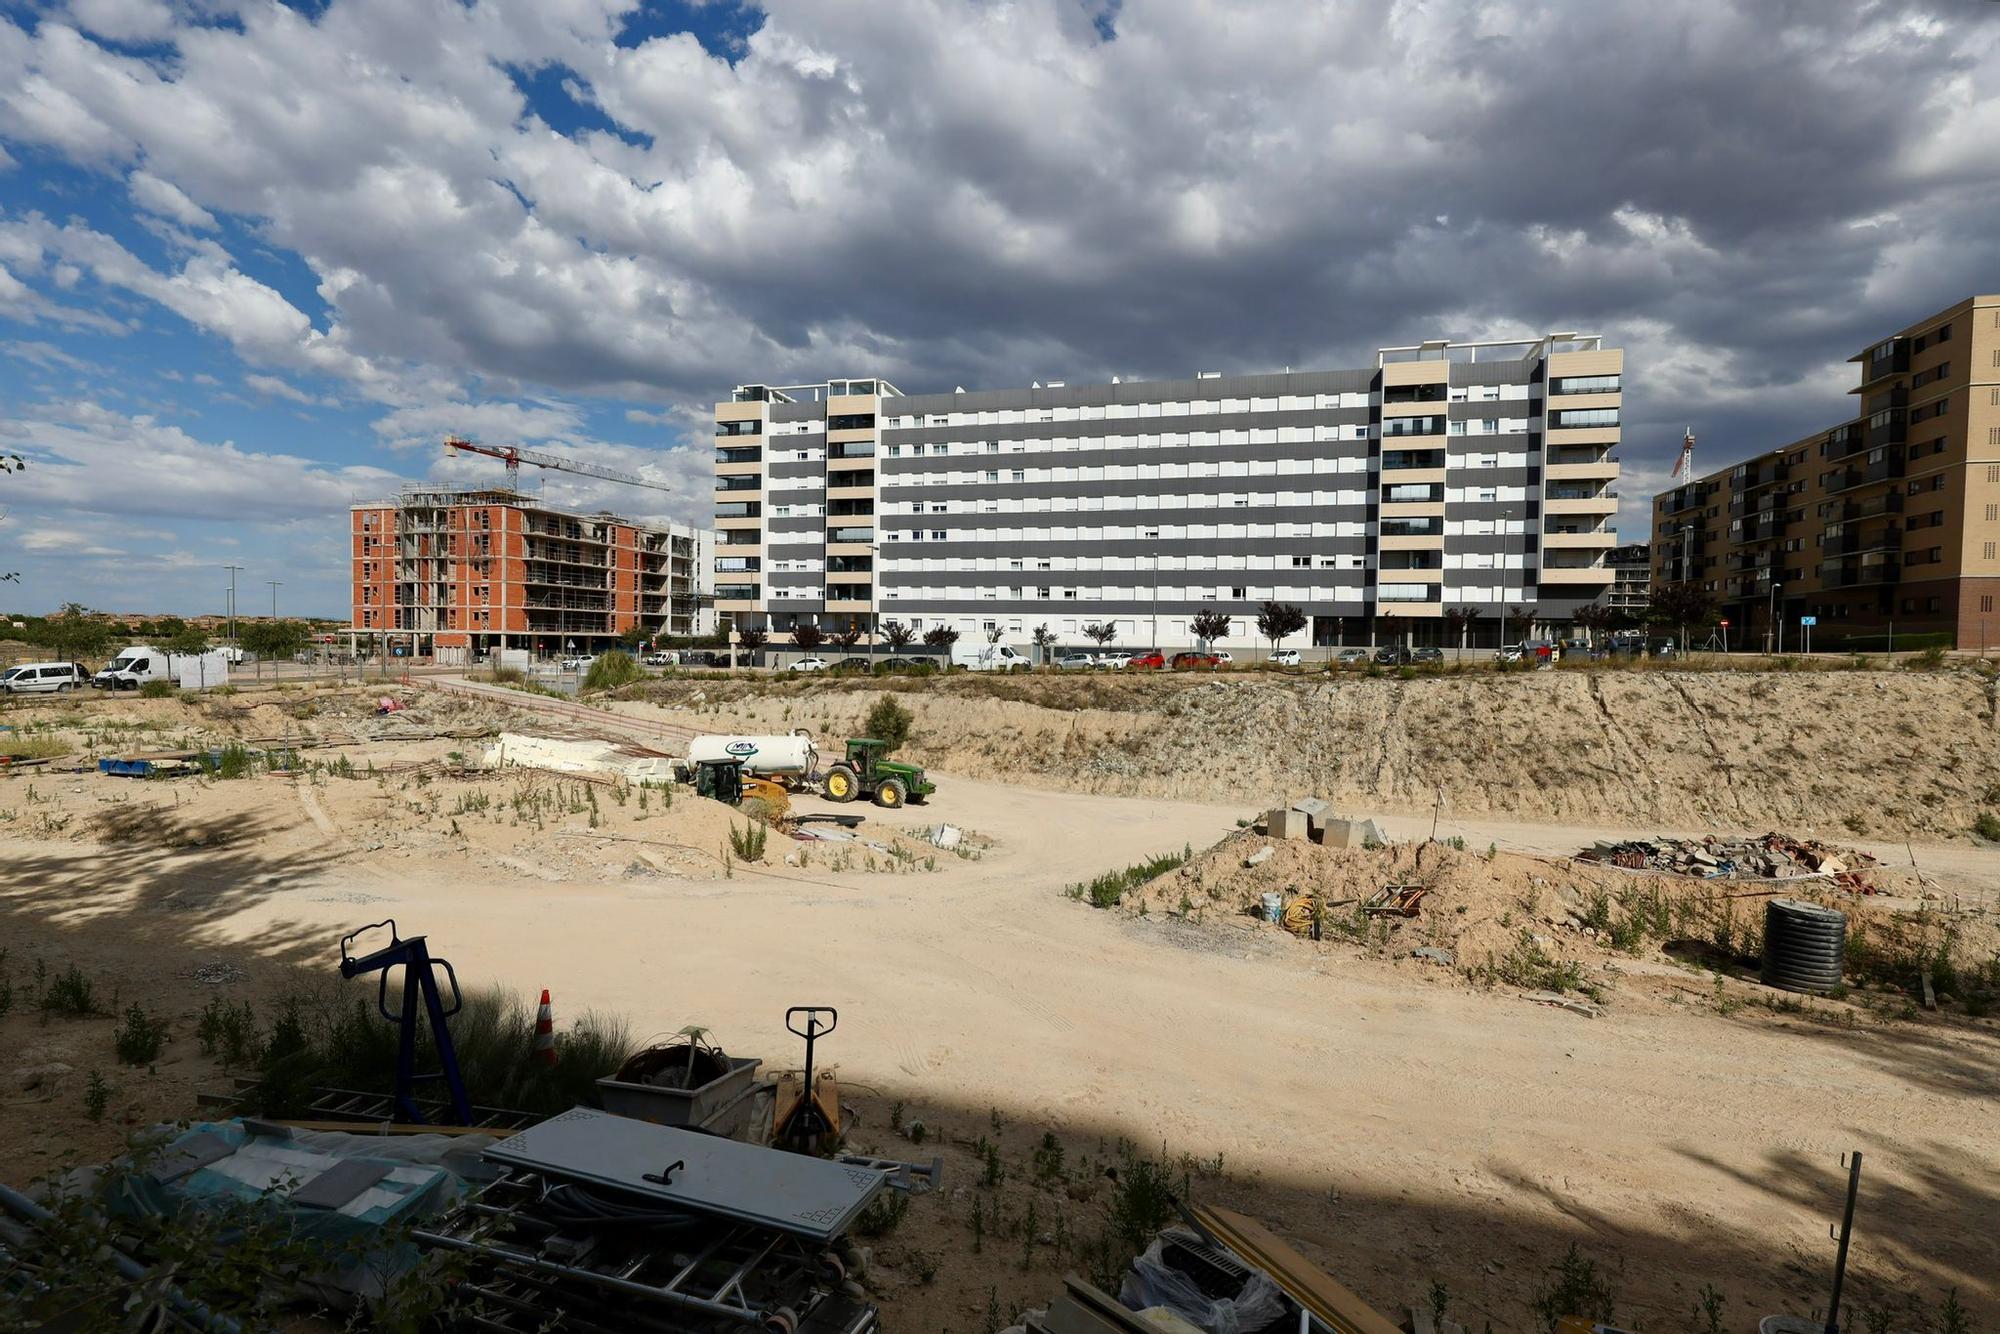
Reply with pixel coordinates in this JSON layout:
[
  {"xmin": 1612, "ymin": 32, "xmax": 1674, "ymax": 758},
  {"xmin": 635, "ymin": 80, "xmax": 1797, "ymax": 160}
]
[
  {"xmin": 1800, "ymin": 615, "xmax": 1818, "ymax": 626},
  {"xmin": 1719, "ymin": 619, "xmax": 1731, "ymax": 627}
]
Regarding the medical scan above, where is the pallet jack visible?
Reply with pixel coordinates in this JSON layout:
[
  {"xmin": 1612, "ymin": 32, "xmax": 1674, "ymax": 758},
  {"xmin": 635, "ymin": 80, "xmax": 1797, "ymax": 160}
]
[
  {"xmin": 337, "ymin": 919, "xmax": 472, "ymax": 1125},
  {"xmin": 771, "ymin": 1007, "xmax": 841, "ymax": 1155}
]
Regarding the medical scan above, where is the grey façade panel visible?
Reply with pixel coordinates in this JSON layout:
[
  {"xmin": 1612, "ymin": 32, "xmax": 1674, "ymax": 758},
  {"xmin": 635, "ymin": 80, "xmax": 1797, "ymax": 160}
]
[{"xmin": 485, "ymin": 1108, "xmax": 885, "ymax": 1243}]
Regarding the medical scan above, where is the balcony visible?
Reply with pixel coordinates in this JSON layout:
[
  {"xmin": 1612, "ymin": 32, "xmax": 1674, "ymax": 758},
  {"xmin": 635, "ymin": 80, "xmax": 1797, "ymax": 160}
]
[
  {"xmin": 1820, "ymin": 527, "xmax": 1901, "ymax": 557},
  {"xmin": 1822, "ymin": 562, "xmax": 1900, "ymax": 589},
  {"xmin": 828, "ymin": 442, "xmax": 876, "ymax": 461},
  {"xmin": 1381, "ymin": 416, "xmax": 1446, "ymax": 438},
  {"xmin": 1383, "ymin": 383, "xmax": 1447, "ymax": 405},
  {"xmin": 1853, "ymin": 338, "xmax": 1908, "ymax": 389},
  {"xmin": 1823, "ymin": 454, "xmax": 1905, "ymax": 496},
  {"xmin": 1382, "ymin": 449, "xmax": 1446, "ymax": 470},
  {"xmin": 716, "ymin": 420, "xmax": 762, "ymax": 438},
  {"xmin": 1543, "ymin": 527, "xmax": 1618, "ymax": 549},
  {"xmin": 1662, "ymin": 483, "xmax": 1705, "ymax": 514},
  {"xmin": 1539, "ymin": 565, "xmax": 1614, "ymax": 585},
  {"xmin": 717, "ymin": 446, "xmax": 763, "ymax": 466},
  {"xmin": 1821, "ymin": 422, "xmax": 1866, "ymax": 463},
  {"xmin": 714, "ymin": 583, "xmax": 762, "ymax": 601},
  {"xmin": 1382, "ymin": 483, "xmax": 1444, "ymax": 504},
  {"xmin": 1380, "ymin": 517, "xmax": 1444, "ymax": 538},
  {"xmin": 717, "ymin": 529, "xmax": 760, "ymax": 546},
  {"xmin": 1827, "ymin": 492, "xmax": 1902, "ymax": 522},
  {"xmin": 715, "ymin": 476, "xmax": 761, "ymax": 493},
  {"xmin": 714, "ymin": 557, "xmax": 761, "ymax": 574},
  {"xmin": 827, "ymin": 526, "xmax": 876, "ymax": 546},
  {"xmin": 715, "ymin": 501, "xmax": 763, "ymax": 520}
]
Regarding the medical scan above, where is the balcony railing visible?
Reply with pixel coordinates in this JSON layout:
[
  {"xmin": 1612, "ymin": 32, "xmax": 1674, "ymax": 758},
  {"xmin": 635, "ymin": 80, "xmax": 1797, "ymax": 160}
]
[
  {"xmin": 828, "ymin": 526, "xmax": 875, "ymax": 545},
  {"xmin": 716, "ymin": 476, "xmax": 760, "ymax": 493},
  {"xmin": 1382, "ymin": 450, "xmax": 1445, "ymax": 470},
  {"xmin": 715, "ymin": 583, "xmax": 761, "ymax": 600}
]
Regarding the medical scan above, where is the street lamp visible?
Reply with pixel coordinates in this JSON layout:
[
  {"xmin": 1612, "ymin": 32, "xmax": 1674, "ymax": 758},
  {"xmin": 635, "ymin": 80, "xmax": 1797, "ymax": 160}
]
[
  {"xmin": 1144, "ymin": 528, "xmax": 1161, "ymax": 652},
  {"xmin": 264, "ymin": 581, "xmax": 282, "ymax": 680},
  {"xmin": 1769, "ymin": 581, "xmax": 1783, "ymax": 656},
  {"xmin": 222, "ymin": 564, "xmax": 244, "ymax": 652}
]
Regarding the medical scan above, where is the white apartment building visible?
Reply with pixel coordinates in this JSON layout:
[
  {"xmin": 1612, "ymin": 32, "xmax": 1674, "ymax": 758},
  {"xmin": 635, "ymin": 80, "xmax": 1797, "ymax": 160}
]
[{"xmin": 713, "ymin": 335, "xmax": 1621, "ymax": 652}]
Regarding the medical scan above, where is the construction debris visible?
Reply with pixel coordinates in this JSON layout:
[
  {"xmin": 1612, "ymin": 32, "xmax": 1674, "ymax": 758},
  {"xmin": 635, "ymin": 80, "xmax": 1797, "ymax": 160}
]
[
  {"xmin": 1524, "ymin": 990, "xmax": 1603, "ymax": 1019},
  {"xmin": 483, "ymin": 731, "xmax": 679, "ymax": 783},
  {"xmin": 1577, "ymin": 832, "xmax": 1878, "ymax": 891},
  {"xmin": 1362, "ymin": 884, "xmax": 1426, "ymax": 917}
]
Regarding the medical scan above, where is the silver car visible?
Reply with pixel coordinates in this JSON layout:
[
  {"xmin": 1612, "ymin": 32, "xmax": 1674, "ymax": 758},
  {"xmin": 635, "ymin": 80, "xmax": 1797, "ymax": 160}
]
[{"xmin": 1056, "ymin": 652, "xmax": 1097, "ymax": 670}]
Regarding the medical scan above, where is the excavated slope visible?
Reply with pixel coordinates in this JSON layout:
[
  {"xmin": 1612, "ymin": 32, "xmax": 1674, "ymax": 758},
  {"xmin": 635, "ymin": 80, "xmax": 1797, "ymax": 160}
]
[{"xmin": 627, "ymin": 669, "xmax": 2000, "ymax": 838}]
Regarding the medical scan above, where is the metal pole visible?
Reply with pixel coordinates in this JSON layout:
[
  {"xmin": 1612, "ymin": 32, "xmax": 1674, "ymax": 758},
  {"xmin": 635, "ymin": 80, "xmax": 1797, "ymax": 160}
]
[
  {"xmin": 265, "ymin": 581, "xmax": 282, "ymax": 681},
  {"xmin": 223, "ymin": 564, "xmax": 244, "ymax": 656},
  {"xmin": 1824, "ymin": 1151, "xmax": 1862, "ymax": 1334}
]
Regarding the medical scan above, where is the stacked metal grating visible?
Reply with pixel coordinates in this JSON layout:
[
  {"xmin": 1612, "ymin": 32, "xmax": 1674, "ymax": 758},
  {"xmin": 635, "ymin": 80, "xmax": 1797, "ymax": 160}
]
[{"xmin": 415, "ymin": 1109, "xmax": 884, "ymax": 1334}]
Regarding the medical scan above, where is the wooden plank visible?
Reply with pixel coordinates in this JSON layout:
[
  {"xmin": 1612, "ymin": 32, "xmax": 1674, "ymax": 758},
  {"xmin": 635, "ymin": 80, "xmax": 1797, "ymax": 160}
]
[{"xmin": 1190, "ymin": 1205, "xmax": 1401, "ymax": 1334}]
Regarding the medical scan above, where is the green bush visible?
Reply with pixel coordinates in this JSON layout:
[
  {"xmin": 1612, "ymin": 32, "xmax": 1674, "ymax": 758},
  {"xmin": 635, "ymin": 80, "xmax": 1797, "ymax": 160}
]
[
  {"xmin": 1065, "ymin": 847, "xmax": 1190, "ymax": 909},
  {"xmin": 728, "ymin": 819, "xmax": 768, "ymax": 862},
  {"xmin": 137, "ymin": 680, "xmax": 175, "ymax": 699},
  {"xmin": 863, "ymin": 693, "xmax": 914, "ymax": 751},
  {"xmin": 1976, "ymin": 811, "xmax": 2000, "ymax": 842},
  {"xmin": 40, "ymin": 964, "xmax": 99, "ymax": 1017},
  {"xmin": 114, "ymin": 1005, "xmax": 167, "ymax": 1066},
  {"xmin": 582, "ymin": 651, "xmax": 643, "ymax": 692}
]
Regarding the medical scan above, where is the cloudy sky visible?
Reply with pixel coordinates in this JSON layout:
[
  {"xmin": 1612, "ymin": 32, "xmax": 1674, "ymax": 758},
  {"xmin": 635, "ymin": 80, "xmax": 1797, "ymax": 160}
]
[{"xmin": 2, "ymin": 0, "xmax": 1998, "ymax": 617}]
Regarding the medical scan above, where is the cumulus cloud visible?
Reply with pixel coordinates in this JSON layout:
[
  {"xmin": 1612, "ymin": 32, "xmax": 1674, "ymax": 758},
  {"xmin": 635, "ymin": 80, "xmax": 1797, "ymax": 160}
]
[
  {"xmin": 0, "ymin": 0, "xmax": 1997, "ymax": 545},
  {"xmin": 1, "ymin": 400, "xmax": 405, "ymax": 522},
  {"xmin": 128, "ymin": 168, "xmax": 217, "ymax": 230}
]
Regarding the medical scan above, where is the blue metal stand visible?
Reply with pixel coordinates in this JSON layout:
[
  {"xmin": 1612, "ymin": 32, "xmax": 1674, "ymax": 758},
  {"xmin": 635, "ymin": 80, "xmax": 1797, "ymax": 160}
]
[{"xmin": 338, "ymin": 920, "xmax": 472, "ymax": 1125}]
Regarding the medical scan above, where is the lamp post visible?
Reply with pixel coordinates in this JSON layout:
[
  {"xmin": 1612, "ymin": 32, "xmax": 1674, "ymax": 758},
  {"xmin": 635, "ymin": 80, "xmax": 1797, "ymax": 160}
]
[
  {"xmin": 1769, "ymin": 581, "xmax": 1783, "ymax": 656},
  {"xmin": 222, "ymin": 564, "xmax": 244, "ymax": 655},
  {"xmin": 1144, "ymin": 528, "xmax": 1161, "ymax": 652},
  {"xmin": 263, "ymin": 581, "xmax": 282, "ymax": 680}
]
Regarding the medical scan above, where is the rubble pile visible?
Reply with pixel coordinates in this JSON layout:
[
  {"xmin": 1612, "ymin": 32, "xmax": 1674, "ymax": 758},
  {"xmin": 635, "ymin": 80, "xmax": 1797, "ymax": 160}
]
[{"xmin": 1578, "ymin": 831, "xmax": 1879, "ymax": 892}]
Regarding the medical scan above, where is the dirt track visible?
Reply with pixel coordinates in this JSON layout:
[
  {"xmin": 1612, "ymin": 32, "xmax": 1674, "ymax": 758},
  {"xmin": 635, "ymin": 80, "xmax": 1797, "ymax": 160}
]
[
  {"xmin": 609, "ymin": 666, "xmax": 2000, "ymax": 840},
  {"xmin": 1, "ymin": 710, "xmax": 1994, "ymax": 1327}
]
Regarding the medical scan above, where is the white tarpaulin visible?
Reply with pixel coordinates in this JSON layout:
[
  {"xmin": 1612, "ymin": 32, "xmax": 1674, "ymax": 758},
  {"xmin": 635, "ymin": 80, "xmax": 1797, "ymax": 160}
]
[
  {"xmin": 484, "ymin": 732, "xmax": 679, "ymax": 783},
  {"xmin": 172, "ymin": 651, "xmax": 234, "ymax": 691}
]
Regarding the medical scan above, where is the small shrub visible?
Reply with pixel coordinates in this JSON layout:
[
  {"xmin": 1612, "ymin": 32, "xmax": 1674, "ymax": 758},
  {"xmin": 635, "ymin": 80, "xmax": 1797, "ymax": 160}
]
[
  {"xmin": 82, "ymin": 1071, "xmax": 110, "ymax": 1122},
  {"xmin": 582, "ymin": 651, "xmax": 643, "ymax": 692},
  {"xmin": 863, "ymin": 693, "xmax": 914, "ymax": 751},
  {"xmin": 1531, "ymin": 1243, "xmax": 1617, "ymax": 1334},
  {"xmin": 114, "ymin": 1005, "xmax": 167, "ymax": 1066},
  {"xmin": 1107, "ymin": 1151, "xmax": 1180, "ymax": 1251},
  {"xmin": 854, "ymin": 1189, "xmax": 909, "ymax": 1237},
  {"xmin": 137, "ymin": 680, "xmax": 175, "ymax": 699},
  {"xmin": 1974, "ymin": 811, "xmax": 2000, "ymax": 842},
  {"xmin": 728, "ymin": 819, "xmax": 768, "ymax": 862},
  {"xmin": 1065, "ymin": 848, "xmax": 1189, "ymax": 909},
  {"xmin": 40, "ymin": 964, "xmax": 100, "ymax": 1017}
]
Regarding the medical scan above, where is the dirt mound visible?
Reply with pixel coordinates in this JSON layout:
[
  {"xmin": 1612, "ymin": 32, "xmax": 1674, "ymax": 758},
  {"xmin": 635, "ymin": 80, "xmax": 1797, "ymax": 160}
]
[
  {"xmin": 623, "ymin": 669, "xmax": 2000, "ymax": 838},
  {"xmin": 1116, "ymin": 828, "xmax": 1996, "ymax": 1011}
]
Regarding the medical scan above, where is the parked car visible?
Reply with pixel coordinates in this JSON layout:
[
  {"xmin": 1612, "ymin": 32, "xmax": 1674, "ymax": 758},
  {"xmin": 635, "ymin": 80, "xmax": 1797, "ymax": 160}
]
[
  {"xmin": 788, "ymin": 657, "xmax": 830, "ymax": 672},
  {"xmin": 877, "ymin": 657, "xmax": 922, "ymax": 672},
  {"xmin": 1412, "ymin": 647, "xmax": 1444, "ymax": 664},
  {"xmin": 1374, "ymin": 645, "xmax": 1410, "ymax": 665},
  {"xmin": 1170, "ymin": 651, "xmax": 1221, "ymax": 669},
  {"xmin": 827, "ymin": 656, "xmax": 872, "ymax": 672},
  {"xmin": 1056, "ymin": 652, "xmax": 1097, "ymax": 670},
  {"xmin": 1494, "ymin": 644, "xmax": 1525, "ymax": 663},
  {"xmin": 2, "ymin": 661, "xmax": 90, "ymax": 694},
  {"xmin": 1098, "ymin": 651, "xmax": 1133, "ymax": 670},
  {"xmin": 1212, "ymin": 651, "xmax": 1233, "ymax": 665},
  {"xmin": 1268, "ymin": 649, "xmax": 1301, "ymax": 666},
  {"xmin": 642, "ymin": 651, "xmax": 676, "ymax": 666},
  {"xmin": 1127, "ymin": 651, "xmax": 1167, "ymax": 670},
  {"xmin": 1333, "ymin": 648, "xmax": 1370, "ymax": 666},
  {"xmin": 559, "ymin": 655, "xmax": 596, "ymax": 673}
]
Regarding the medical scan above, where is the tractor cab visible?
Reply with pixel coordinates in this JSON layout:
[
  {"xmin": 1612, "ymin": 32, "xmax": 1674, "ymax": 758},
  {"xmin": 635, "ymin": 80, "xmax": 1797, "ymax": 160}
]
[
  {"xmin": 820, "ymin": 738, "xmax": 937, "ymax": 809},
  {"xmin": 693, "ymin": 756, "xmax": 746, "ymax": 806}
]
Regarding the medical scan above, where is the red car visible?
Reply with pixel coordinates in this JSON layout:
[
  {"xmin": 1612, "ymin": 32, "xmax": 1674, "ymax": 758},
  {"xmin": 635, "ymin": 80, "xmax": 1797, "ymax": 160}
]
[
  {"xmin": 1170, "ymin": 651, "xmax": 1222, "ymax": 669},
  {"xmin": 1127, "ymin": 651, "xmax": 1167, "ymax": 670}
]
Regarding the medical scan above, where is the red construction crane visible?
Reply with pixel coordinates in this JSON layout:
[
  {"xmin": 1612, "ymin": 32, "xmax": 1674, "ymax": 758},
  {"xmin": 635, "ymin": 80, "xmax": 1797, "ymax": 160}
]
[{"xmin": 443, "ymin": 435, "xmax": 672, "ymax": 494}]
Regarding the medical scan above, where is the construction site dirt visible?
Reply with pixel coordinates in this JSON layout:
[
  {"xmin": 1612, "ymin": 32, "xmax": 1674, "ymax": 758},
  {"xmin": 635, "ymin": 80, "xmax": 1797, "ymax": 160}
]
[{"xmin": 0, "ymin": 675, "xmax": 1995, "ymax": 1331}]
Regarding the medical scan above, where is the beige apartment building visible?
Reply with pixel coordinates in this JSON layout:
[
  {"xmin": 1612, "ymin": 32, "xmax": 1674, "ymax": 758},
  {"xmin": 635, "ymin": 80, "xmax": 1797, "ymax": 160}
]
[{"xmin": 1653, "ymin": 294, "xmax": 2000, "ymax": 650}]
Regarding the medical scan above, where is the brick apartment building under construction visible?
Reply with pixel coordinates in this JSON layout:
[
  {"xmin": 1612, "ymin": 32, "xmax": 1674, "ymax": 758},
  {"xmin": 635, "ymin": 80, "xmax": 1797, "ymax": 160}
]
[
  {"xmin": 1653, "ymin": 294, "xmax": 2000, "ymax": 651},
  {"xmin": 350, "ymin": 487, "xmax": 713, "ymax": 661}
]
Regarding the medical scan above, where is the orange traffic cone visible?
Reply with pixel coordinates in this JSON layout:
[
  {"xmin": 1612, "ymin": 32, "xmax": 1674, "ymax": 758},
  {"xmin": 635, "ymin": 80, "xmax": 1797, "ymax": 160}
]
[{"xmin": 533, "ymin": 989, "xmax": 559, "ymax": 1066}]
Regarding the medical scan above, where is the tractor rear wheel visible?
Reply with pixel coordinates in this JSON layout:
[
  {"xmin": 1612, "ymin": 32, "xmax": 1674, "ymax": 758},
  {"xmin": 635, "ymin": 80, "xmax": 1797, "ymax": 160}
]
[
  {"xmin": 873, "ymin": 777, "xmax": 908, "ymax": 809},
  {"xmin": 823, "ymin": 765, "xmax": 859, "ymax": 803}
]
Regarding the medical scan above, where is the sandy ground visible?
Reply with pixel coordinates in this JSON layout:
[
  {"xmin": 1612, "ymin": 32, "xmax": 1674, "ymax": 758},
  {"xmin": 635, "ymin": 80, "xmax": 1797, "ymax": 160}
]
[{"xmin": 0, "ymin": 682, "xmax": 1996, "ymax": 1331}]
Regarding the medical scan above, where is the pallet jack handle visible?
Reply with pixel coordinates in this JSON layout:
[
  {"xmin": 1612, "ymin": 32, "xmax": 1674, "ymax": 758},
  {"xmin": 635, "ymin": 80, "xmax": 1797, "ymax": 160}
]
[{"xmin": 786, "ymin": 1007, "xmax": 837, "ymax": 1094}]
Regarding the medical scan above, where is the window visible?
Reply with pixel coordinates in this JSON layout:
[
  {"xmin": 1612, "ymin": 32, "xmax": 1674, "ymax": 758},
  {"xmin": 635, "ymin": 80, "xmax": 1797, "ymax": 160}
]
[
  {"xmin": 1036, "ymin": 587, "xmax": 1051, "ymax": 599},
  {"xmin": 1984, "ymin": 596, "xmax": 1995, "ymax": 613},
  {"xmin": 1230, "ymin": 586, "xmax": 1247, "ymax": 600},
  {"xmin": 1989, "ymin": 504, "xmax": 1999, "ymax": 522},
  {"xmin": 1291, "ymin": 555, "xmax": 1311, "ymax": 567},
  {"xmin": 1987, "ymin": 543, "xmax": 1998, "ymax": 561},
  {"xmin": 1939, "ymin": 323, "xmax": 1952, "ymax": 342},
  {"xmin": 1551, "ymin": 374, "xmax": 1621, "ymax": 394}
]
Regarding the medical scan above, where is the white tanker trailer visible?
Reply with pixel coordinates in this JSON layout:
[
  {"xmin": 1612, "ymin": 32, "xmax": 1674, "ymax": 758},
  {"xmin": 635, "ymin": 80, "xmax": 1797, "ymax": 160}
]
[{"xmin": 684, "ymin": 730, "xmax": 818, "ymax": 780}]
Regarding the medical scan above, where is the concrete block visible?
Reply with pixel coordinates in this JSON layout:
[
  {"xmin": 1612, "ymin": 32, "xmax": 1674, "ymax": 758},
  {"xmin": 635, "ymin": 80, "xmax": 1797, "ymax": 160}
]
[
  {"xmin": 1244, "ymin": 845, "xmax": 1275, "ymax": 868},
  {"xmin": 1266, "ymin": 807, "xmax": 1310, "ymax": 840},
  {"xmin": 1316, "ymin": 817, "xmax": 1386, "ymax": 849}
]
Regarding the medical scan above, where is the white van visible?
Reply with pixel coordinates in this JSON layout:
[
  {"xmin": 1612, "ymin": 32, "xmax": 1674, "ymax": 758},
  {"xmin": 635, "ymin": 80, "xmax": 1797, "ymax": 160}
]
[
  {"xmin": 2, "ymin": 662, "xmax": 90, "ymax": 694},
  {"xmin": 94, "ymin": 645, "xmax": 174, "ymax": 690},
  {"xmin": 949, "ymin": 642, "xmax": 1032, "ymax": 672}
]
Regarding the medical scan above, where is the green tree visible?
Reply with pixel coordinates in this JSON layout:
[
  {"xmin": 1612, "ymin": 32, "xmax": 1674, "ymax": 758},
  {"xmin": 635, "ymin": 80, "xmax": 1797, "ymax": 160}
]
[
  {"xmin": 881, "ymin": 620, "xmax": 915, "ymax": 653},
  {"xmin": 161, "ymin": 622, "xmax": 213, "ymax": 658},
  {"xmin": 1444, "ymin": 606, "xmax": 1480, "ymax": 652},
  {"xmin": 1504, "ymin": 604, "xmax": 1535, "ymax": 644},
  {"xmin": 1647, "ymin": 582, "xmax": 1716, "ymax": 650},
  {"xmin": 1031, "ymin": 624, "xmax": 1057, "ymax": 665},
  {"xmin": 1255, "ymin": 601, "xmax": 1306, "ymax": 655},
  {"xmin": 922, "ymin": 625, "xmax": 960, "ymax": 654},
  {"xmin": 863, "ymin": 693, "xmax": 914, "ymax": 751},
  {"xmin": 240, "ymin": 620, "xmax": 312, "ymax": 677},
  {"xmin": 1189, "ymin": 609, "xmax": 1232, "ymax": 649},
  {"xmin": 1083, "ymin": 621, "xmax": 1118, "ymax": 650},
  {"xmin": 736, "ymin": 624, "xmax": 768, "ymax": 658},
  {"xmin": 40, "ymin": 603, "xmax": 114, "ymax": 663},
  {"xmin": 830, "ymin": 622, "xmax": 864, "ymax": 650},
  {"xmin": 583, "ymin": 650, "xmax": 643, "ymax": 691},
  {"xmin": 790, "ymin": 623, "xmax": 825, "ymax": 652}
]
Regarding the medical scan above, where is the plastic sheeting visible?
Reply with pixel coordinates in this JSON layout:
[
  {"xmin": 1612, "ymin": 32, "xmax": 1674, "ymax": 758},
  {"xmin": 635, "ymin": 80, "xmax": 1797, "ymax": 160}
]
[
  {"xmin": 1120, "ymin": 1231, "xmax": 1290, "ymax": 1334},
  {"xmin": 107, "ymin": 1120, "xmax": 500, "ymax": 1306}
]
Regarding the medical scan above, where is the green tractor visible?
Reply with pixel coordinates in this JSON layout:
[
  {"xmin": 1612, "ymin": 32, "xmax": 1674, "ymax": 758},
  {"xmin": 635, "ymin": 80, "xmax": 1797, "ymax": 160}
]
[{"xmin": 821, "ymin": 738, "xmax": 935, "ymax": 809}]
